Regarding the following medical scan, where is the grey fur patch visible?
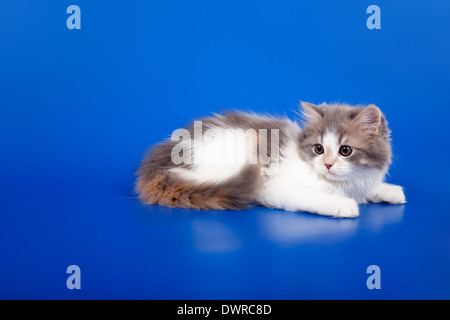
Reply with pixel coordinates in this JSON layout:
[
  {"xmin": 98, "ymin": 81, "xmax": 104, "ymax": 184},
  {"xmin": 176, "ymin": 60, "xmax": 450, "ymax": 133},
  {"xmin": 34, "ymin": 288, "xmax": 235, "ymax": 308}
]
[{"xmin": 185, "ymin": 111, "xmax": 291, "ymax": 163}]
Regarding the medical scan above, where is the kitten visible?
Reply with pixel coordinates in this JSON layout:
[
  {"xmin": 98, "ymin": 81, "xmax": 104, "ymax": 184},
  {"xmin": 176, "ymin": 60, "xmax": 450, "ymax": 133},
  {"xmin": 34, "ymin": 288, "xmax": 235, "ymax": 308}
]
[{"xmin": 136, "ymin": 102, "xmax": 406, "ymax": 218}]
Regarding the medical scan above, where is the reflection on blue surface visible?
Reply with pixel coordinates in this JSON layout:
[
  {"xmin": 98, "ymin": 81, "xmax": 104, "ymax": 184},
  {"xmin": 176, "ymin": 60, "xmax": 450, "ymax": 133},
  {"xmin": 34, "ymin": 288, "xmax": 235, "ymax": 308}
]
[
  {"xmin": 0, "ymin": 0, "xmax": 449, "ymax": 299},
  {"xmin": 262, "ymin": 212, "xmax": 359, "ymax": 245},
  {"xmin": 191, "ymin": 219, "xmax": 242, "ymax": 253},
  {"xmin": 260, "ymin": 204, "xmax": 406, "ymax": 247}
]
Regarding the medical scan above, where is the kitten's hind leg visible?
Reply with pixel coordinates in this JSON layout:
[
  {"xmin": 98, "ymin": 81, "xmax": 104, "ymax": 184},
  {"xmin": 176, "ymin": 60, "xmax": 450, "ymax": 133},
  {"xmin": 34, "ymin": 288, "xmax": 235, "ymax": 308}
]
[
  {"xmin": 368, "ymin": 183, "xmax": 406, "ymax": 204},
  {"xmin": 258, "ymin": 185, "xmax": 359, "ymax": 218}
]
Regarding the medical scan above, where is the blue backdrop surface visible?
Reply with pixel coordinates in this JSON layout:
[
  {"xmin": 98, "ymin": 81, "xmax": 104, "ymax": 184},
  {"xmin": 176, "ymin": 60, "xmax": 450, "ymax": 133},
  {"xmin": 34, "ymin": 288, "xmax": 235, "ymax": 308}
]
[{"xmin": 0, "ymin": 0, "xmax": 449, "ymax": 299}]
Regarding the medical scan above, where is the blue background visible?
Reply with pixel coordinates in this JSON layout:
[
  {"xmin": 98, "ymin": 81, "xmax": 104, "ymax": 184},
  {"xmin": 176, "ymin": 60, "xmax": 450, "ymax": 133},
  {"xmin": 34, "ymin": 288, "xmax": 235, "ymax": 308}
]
[{"xmin": 0, "ymin": 0, "xmax": 449, "ymax": 299}]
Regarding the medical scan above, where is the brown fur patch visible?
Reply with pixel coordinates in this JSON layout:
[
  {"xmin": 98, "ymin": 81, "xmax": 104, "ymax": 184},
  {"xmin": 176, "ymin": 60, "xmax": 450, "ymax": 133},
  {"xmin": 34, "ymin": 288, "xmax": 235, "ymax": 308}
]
[{"xmin": 136, "ymin": 165, "xmax": 261, "ymax": 210}]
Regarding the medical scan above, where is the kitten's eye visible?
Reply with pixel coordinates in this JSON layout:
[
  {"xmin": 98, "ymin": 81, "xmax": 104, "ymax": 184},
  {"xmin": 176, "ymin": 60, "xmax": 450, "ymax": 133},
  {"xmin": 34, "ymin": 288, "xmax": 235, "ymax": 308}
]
[
  {"xmin": 314, "ymin": 144, "xmax": 324, "ymax": 154},
  {"xmin": 339, "ymin": 146, "xmax": 353, "ymax": 156}
]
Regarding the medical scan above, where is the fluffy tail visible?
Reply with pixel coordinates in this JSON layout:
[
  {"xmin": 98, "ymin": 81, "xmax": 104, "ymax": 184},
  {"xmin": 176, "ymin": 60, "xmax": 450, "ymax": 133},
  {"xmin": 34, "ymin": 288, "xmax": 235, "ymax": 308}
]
[
  {"xmin": 136, "ymin": 165, "xmax": 260, "ymax": 210},
  {"xmin": 135, "ymin": 140, "xmax": 261, "ymax": 210}
]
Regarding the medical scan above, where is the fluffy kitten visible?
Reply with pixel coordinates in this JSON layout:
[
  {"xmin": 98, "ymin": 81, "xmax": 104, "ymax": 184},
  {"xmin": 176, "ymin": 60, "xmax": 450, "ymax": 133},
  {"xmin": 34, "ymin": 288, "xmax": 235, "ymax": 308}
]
[{"xmin": 136, "ymin": 102, "xmax": 406, "ymax": 218}]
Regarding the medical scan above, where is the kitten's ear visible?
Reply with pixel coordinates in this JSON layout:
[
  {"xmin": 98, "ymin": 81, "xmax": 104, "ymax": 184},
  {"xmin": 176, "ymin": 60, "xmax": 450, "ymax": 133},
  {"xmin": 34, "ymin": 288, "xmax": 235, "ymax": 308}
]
[
  {"xmin": 355, "ymin": 104, "xmax": 383, "ymax": 134},
  {"xmin": 300, "ymin": 101, "xmax": 323, "ymax": 122}
]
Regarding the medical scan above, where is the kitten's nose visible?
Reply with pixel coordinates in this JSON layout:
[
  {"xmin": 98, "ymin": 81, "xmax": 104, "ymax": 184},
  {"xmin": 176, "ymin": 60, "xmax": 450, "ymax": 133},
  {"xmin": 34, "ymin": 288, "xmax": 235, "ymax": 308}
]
[{"xmin": 325, "ymin": 163, "xmax": 333, "ymax": 170}]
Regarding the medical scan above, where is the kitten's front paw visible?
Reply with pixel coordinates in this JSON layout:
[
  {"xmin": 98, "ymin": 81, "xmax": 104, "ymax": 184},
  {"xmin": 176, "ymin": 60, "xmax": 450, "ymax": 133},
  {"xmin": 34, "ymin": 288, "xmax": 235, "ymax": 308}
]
[
  {"xmin": 320, "ymin": 197, "xmax": 359, "ymax": 218},
  {"xmin": 370, "ymin": 183, "xmax": 406, "ymax": 204}
]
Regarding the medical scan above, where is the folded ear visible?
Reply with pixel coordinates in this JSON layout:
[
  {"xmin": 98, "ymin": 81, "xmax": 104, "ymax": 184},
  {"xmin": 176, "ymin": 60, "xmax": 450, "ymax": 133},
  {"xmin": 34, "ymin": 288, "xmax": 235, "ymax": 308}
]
[
  {"xmin": 354, "ymin": 104, "xmax": 382, "ymax": 134},
  {"xmin": 300, "ymin": 101, "xmax": 323, "ymax": 122}
]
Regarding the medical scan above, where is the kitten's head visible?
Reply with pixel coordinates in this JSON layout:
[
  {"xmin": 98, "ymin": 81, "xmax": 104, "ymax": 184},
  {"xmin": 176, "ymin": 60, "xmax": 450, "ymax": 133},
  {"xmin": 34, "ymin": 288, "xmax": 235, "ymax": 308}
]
[{"xmin": 298, "ymin": 102, "xmax": 391, "ymax": 182}]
